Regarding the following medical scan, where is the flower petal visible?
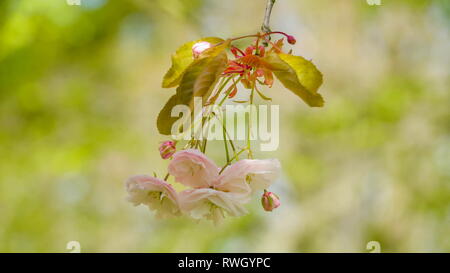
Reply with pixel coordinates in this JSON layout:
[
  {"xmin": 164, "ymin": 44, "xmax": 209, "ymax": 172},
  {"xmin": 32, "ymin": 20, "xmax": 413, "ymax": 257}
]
[
  {"xmin": 126, "ymin": 175, "xmax": 180, "ymax": 218},
  {"xmin": 218, "ymin": 159, "xmax": 281, "ymax": 193},
  {"xmin": 179, "ymin": 188, "xmax": 248, "ymax": 224},
  {"xmin": 168, "ymin": 149, "xmax": 219, "ymax": 188},
  {"xmin": 214, "ymin": 163, "xmax": 252, "ymax": 201}
]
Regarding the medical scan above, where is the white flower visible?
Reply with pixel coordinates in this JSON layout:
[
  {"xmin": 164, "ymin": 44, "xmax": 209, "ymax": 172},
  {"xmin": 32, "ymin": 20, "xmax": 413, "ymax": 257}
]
[
  {"xmin": 179, "ymin": 188, "xmax": 248, "ymax": 225},
  {"xmin": 167, "ymin": 149, "xmax": 219, "ymax": 189},
  {"xmin": 218, "ymin": 159, "xmax": 281, "ymax": 192},
  {"xmin": 168, "ymin": 149, "xmax": 281, "ymax": 223},
  {"xmin": 126, "ymin": 175, "xmax": 180, "ymax": 218},
  {"xmin": 169, "ymin": 150, "xmax": 281, "ymax": 195}
]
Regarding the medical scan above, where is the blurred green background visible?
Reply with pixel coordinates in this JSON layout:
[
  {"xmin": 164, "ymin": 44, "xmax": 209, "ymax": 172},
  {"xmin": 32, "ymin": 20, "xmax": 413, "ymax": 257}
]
[{"xmin": 0, "ymin": 0, "xmax": 449, "ymax": 252}]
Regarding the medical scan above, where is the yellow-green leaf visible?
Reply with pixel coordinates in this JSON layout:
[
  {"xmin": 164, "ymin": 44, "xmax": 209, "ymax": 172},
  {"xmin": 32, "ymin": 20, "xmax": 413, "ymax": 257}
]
[
  {"xmin": 162, "ymin": 37, "xmax": 224, "ymax": 88},
  {"xmin": 156, "ymin": 95, "xmax": 180, "ymax": 135},
  {"xmin": 176, "ymin": 41, "xmax": 229, "ymax": 107},
  {"xmin": 264, "ymin": 52, "xmax": 324, "ymax": 107},
  {"xmin": 157, "ymin": 41, "xmax": 229, "ymax": 135}
]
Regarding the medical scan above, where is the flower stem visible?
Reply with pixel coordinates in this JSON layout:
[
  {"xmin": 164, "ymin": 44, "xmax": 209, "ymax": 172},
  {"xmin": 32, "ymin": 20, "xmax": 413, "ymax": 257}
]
[
  {"xmin": 229, "ymin": 34, "xmax": 260, "ymax": 42},
  {"xmin": 219, "ymin": 148, "xmax": 248, "ymax": 174},
  {"xmin": 209, "ymin": 76, "xmax": 232, "ymax": 105},
  {"xmin": 213, "ymin": 112, "xmax": 238, "ymax": 161},
  {"xmin": 247, "ymin": 86, "xmax": 255, "ymax": 159},
  {"xmin": 261, "ymin": 0, "xmax": 276, "ymax": 33},
  {"xmin": 218, "ymin": 75, "xmax": 243, "ymax": 106},
  {"xmin": 193, "ymin": 76, "xmax": 234, "ymax": 154},
  {"xmin": 201, "ymin": 115, "xmax": 211, "ymax": 153},
  {"xmin": 222, "ymin": 120, "xmax": 230, "ymax": 163}
]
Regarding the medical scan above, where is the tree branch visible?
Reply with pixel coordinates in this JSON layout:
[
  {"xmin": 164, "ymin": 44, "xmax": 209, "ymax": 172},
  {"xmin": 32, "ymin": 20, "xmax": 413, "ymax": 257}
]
[{"xmin": 261, "ymin": 0, "xmax": 276, "ymax": 33}]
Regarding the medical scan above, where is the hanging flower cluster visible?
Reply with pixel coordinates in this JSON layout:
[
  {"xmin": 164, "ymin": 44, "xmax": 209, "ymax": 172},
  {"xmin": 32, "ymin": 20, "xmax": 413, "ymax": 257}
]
[
  {"xmin": 126, "ymin": 30, "xmax": 323, "ymax": 224},
  {"xmin": 127, "ymin": 149, "xmax": 280, "ymax": 225}
]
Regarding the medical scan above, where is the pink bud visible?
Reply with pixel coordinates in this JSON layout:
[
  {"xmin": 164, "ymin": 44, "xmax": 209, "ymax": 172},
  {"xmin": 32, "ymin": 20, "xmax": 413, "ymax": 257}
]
[
  {"xmin": 192, "ymin": 41, "xmax": 212, "ymax": 58},
  {"xmin": 287, "ymin": 35, "xmax": 296, "ymax": 45},
  {"xmin": 159, "ymin": 141, "xmax": 176, "ymax": 160},
  {"xmin": 261, "ymin": 191, "xmax": 281, "ymax": 212}
]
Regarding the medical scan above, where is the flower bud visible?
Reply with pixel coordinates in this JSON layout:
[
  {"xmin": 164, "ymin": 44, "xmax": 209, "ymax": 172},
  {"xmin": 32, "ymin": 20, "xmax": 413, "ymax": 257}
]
[
  {"xmin": 261, "ymin": 191, "xmax": 280, "ymax": 212},
  {"xmin": 159, "ymin": 141, "xmax": 176, "ymax": 160},
  {"xmin": 192, "ymin": 41, "xmax": 212, "ymax": 58},
  {"xmin": 287, "ymin": 35, "xmax": 296, "ymax": 45}
]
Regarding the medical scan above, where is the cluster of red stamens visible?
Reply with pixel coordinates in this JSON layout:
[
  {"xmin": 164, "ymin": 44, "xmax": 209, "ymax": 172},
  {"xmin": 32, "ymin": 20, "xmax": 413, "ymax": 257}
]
[{"xmin": 222, "ymin": 31, "xmax": 296, "ymax": 92}]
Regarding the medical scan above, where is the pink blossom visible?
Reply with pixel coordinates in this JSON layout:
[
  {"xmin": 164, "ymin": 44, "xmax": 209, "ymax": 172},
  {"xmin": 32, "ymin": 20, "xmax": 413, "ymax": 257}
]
[
  {"xmin": 169, "ymin": 149, "xmax": 280, "ymax": 194},
  {"xmin": 168, "ymin": 149, "xmax": 281, "ymax": 222},
  {"xmin": 217, "ymin": 159, "xmax": 281, "ymax": 193},
  {"xmin": 126, "ymin": 175, "xmax": 180, "ymax": 218},
  {"xmin": 168, "ymin": 149, "xmax": 219, "ymax": 189},
  {"xmin": 179, "ymin": 188, "xmax": 248, "ymax": 225}
]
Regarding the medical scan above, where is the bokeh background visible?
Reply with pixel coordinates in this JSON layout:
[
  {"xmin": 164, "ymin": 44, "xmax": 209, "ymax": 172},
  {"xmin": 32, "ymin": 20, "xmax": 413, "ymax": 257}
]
[{"xmin": 0, "ymin": 0, "xmax": 449, "ymax": 252}]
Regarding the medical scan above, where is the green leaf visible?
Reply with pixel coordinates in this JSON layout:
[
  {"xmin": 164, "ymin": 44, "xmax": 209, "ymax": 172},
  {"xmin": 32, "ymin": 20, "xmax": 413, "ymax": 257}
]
[
  {"xmin": 162, "ymin": 37, "xmax": 224, "ymax": 88},
  {"xmin": 157, "ymin": 41, "xmax": 230, "ymax": 135},
  {"xmin": 264, "ymin": 52, "xmax": 324, "ymax": 107},
  {"xmin": 177, "ymin": 50, "xmax": 228, "ymax": 107},
  {"xmin": 156, "ymin": 95, "xmax": 181, "ymax": 135}
]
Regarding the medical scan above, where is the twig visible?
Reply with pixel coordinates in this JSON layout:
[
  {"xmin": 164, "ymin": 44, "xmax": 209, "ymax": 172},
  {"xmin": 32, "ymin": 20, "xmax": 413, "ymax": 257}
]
[{"xmin": 261, "ymin": 0, "xmax": 276, "ymax": 33}]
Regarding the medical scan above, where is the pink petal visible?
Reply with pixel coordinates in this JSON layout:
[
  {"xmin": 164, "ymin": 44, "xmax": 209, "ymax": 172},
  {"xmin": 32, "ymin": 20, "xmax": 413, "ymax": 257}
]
[
  {"xmin": 126, "ymin": 175, "xmax": 179, "ymax": 206},
  {"xmin": 214, "ymin": 162, "xmax": 253, "ymax": 200},
  {"xmin": 168, "ymin": 149, "xmax": 219, "ymax": 188},
  {"xmin": 179, "ymin": 188, "xmax": 248, "ymax": 220},
  {"xmin": 218, "ymin": 159, "xmax": 281, "ymax": 193}
]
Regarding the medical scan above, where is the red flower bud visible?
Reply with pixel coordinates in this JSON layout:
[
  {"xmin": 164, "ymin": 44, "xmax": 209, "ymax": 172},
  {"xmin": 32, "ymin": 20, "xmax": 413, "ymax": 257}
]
[
  {"xmin": 159, "ymin": 141, "xmax": 176, "ymax": 160},
  {"xmin": 261, "ymin": 191, "xmax": 281, "ymax": 212},
  {"xmin": 287, "ymin": 35, "xmax": 296, "ymax": 45}
]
